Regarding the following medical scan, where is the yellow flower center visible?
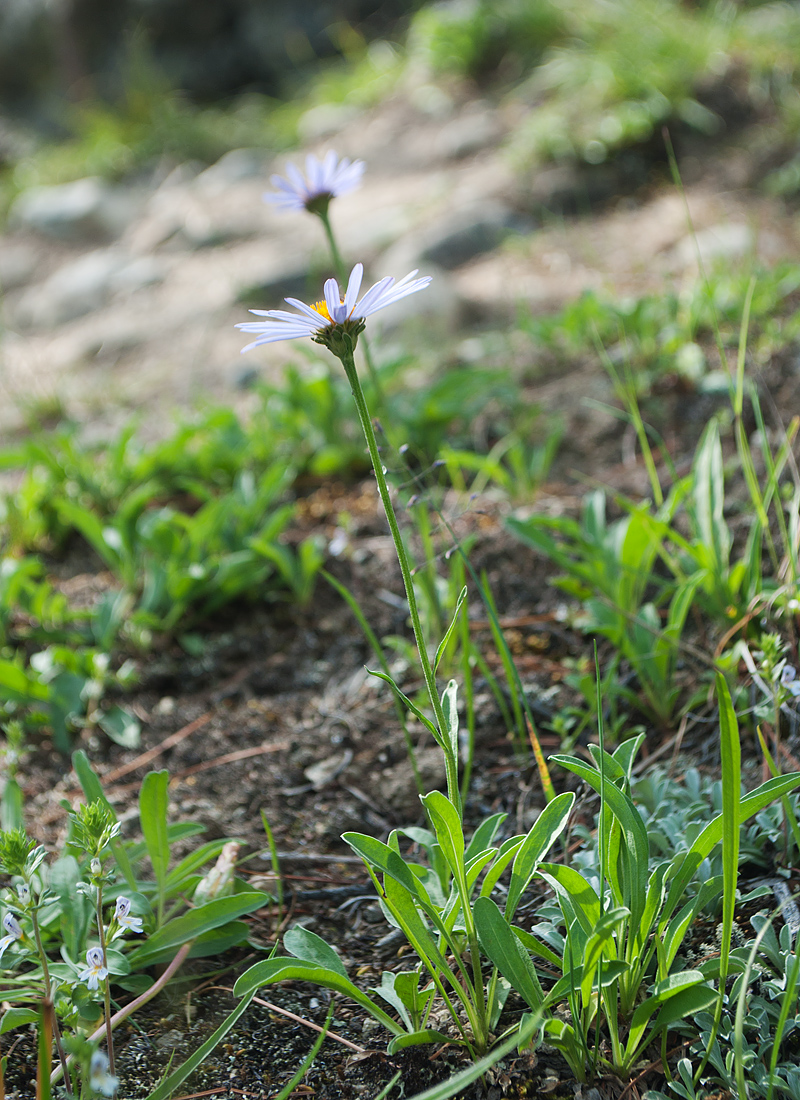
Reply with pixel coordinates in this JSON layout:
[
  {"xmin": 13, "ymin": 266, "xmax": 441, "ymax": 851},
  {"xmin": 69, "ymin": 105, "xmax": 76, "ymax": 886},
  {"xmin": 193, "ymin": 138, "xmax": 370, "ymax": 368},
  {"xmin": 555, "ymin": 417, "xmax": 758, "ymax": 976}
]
[{"xmin": 313, "ymin": 300, "xmax": 332, "ymax": 321}]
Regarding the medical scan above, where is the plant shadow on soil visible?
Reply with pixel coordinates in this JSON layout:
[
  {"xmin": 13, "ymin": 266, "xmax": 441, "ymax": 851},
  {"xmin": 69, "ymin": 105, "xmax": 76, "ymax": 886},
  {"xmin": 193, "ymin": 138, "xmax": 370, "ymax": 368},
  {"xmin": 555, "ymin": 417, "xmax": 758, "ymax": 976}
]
[{"xmin": 5, "ymin": 356, "xmax": 800, "ymax": 1098}]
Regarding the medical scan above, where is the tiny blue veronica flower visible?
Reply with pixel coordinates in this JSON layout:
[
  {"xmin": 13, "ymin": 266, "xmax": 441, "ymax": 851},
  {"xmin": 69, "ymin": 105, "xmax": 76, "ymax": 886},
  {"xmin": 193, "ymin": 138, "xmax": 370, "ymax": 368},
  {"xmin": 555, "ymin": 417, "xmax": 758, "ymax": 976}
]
[
  {"xmin": 237, "ymin": 262, "xmax": 432, "ymax": 352},
  {"xmin": 79, "ymin": 947, "xmax": 108, "ymax": 991},
  {"xmin": 114, "ymin": 896, "xmax": 143, "ymax": 933},
  {"xmin": 89, "ymin": 1049, "xmax": 119, "ymax": 1097},
  {"xmin": 780, "ymin": 664, "xmax": 800, "ymax": 697},
  {"xmin": 265, "ymin": 151, "xmax": 365, "ymax": 214},
  {"xmin": 0, "ymin": 912, "xmax": 23, "ymax": 963}
]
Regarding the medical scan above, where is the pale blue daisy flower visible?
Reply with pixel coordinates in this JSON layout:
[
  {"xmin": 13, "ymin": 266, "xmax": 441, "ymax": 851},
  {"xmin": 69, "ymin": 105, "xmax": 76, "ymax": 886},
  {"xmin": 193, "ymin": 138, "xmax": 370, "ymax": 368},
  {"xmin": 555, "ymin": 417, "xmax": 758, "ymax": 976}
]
[
  {"xmin": 265, "ymin": 151, "xmax": 365, "ymax": 214},
  {"xmin": 237, "ymin": 262, "xmax": 431, "ymax": 352},
  {"xmin": 89, "ymin": 1049, "xmax": 119, "ymax": 1097},
  {"xmin": 79, "ymin": 946, "xmax": 108, "ymax": 990},
  {"xmin": 113, "ymin": 896, "xmax": 143, "ymax": 933},
  {"xmin": 0, "ymin": 912, "xmax": 23, "ymax": 963}
]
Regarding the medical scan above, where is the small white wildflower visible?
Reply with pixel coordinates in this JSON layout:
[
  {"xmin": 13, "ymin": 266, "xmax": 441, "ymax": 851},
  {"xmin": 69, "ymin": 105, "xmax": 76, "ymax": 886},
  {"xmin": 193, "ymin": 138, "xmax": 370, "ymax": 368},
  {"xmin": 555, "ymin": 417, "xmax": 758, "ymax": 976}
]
[
  {"xmin": 16, "ymin": 882, "xmax": 30, "ymax": 904},
  {"xmin": 113, "ymin": 896, "xmax": 143, "ymax": 933},
  {"xmin": 78, "ymin": 947, "xmax": 108, "ymax": 991},
  {"xmin": 90, "ymin": 858, "xmax": 102, "ymax": 876},
  {"xmin": 0, "ymin": 912, "xmax": 23, "ymax": 962},
  {"xmin": 265, "ymin": 151, "xmax": 364, "ymax": 213},
  {"xmin": 780, "ymin": 665, "xmax": 800, "ymax": 697},
  {"xmin": 89, "ymin": 1049, "xmax": 119, "ymax": 1097},
  {"xmin": 238, "ymin": 262, "xmax": 432, "ymax": 352}
]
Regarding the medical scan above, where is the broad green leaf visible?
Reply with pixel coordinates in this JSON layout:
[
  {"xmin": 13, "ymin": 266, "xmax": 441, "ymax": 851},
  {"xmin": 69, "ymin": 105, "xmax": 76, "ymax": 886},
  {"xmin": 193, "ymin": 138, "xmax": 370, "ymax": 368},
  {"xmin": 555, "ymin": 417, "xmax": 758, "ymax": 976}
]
[
  {"xmin": 474, "ymin": 897, "xmax": 544, "ymax": 1010},
  {"xmin": 512, "ymin": 925, "xmax": 565, "ymax": 970},
  {"xmin": 551, "ymin": 754, "xmax": 648, "ymax": 926},
  {"xmin": 164, "ymin": 840, "xmax": 231, "ymax": 892},
  {"xmin": 140, "ymin": 770, "xmax": 170, "ymax": 915},
  {"xmin": 465, "ymin": 812, "xmax": 507, "ymax": 862},
  {"xmin": 233, "ymin": 957, "xmax": 403, "ymax": 1035},
  {"xmin": 97, "ymin": 705, "xmax": 140, "ymax": 749},
  {"xmin": 0, "ymin": 1007, "xmax": 39, "ymax": 1034},
  {"xmin": 343, "ymin": 832, "xmax": 428, "ymax": 903},
  {"xmin": 284, "ymin": 926, "xmax": 348, "ymax": 978},
  {"xmin": 126, "ymin": 891, "xmax": 267, "ymax": 967},
  {"xmin": 388, "ymin": 1030, "xmax": 459, "ymax": 1053},
  {"xmin": 420, "ymin": 792, "xmax": 466, "ymax": 891},
  {"xmin": 537, "ymin": 864, "xmax": 601, "ymax": 935},
  {"xmin": 626, "ymin": 970, "xmax": 708, "ymax": 1057},
  {"xmin": 506, "ymin": 792, "xmax": 574, "ymax": 920},
  {"xmin": 382, "ymin": 874, "xmax": 452, "ymax": 976}
]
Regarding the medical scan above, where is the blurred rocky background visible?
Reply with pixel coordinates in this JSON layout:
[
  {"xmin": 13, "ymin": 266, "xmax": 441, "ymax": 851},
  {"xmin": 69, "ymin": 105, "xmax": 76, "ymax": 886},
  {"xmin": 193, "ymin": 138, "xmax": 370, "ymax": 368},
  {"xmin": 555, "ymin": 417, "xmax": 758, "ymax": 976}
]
[{"xmin": 1, "ymin": 0, "xmax": 800, "ymax": 437}]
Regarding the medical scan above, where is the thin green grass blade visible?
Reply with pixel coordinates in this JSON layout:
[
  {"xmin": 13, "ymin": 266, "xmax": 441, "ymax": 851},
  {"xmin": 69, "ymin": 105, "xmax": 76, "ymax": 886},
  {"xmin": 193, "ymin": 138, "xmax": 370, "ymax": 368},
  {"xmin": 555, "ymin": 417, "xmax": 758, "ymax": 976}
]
[
  {"xmin": 272, "ymin": 1005, "xmax": 334, "ymax": 1100},
  {"xmin": 145, "ymin": 988, "xmax": 258, "ymax": 1100}
]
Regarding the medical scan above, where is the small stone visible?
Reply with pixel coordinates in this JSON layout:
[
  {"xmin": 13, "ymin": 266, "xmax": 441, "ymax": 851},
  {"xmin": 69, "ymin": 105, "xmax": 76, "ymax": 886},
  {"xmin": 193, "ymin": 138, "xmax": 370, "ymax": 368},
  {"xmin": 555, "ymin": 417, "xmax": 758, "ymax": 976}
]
[
  {"xmin": 155, "ymin": 697, "xmax": 176, "ymax": 716},
  {"xmin": 194, "ymin": 149, "xmax": 267, "ymax": 194},
  {"xmin": 672, "ymin": 223, "xmax": 754, "ymax": 269},
  {"xmin": 10, "ymin": 177, "xmax": 141, "ymax": 241}
]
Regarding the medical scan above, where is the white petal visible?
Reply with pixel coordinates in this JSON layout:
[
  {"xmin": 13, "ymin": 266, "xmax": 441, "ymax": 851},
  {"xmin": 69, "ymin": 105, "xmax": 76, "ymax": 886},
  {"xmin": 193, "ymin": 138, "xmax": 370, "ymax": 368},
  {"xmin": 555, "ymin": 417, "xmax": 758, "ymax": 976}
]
[
  {"xmin": 324, "ymin": 277, "xmax": 343, "ymax": 322},
  {"xmin": 283, "ymin": 298, "xmax": 330, "ymax": 323},
  {"xmin": 344, "ymin": 263, "xmax": 363, "ymax": 316},
  {"xmin": 351, "ymin": 275, "xmax": 394, "ymax": 318}
]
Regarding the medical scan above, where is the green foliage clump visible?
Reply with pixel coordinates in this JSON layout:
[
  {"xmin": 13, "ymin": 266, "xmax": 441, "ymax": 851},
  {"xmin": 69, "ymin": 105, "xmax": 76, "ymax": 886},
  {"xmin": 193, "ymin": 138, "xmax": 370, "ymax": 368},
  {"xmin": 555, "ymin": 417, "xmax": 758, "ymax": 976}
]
[{"xmin": 407, "ymin": 0, "xmax": 566, "ymax": 82}]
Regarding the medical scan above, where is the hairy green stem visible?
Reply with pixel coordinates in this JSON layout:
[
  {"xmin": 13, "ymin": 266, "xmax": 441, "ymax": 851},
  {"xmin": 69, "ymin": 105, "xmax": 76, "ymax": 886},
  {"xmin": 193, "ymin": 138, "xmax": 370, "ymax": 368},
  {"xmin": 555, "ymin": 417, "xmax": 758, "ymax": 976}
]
[
  {"xmin": 51, "ymin": 942, "xmax": 192, "ymax": 1086},
  {"xmin": 339, "ymin": 340, "xmax": 460, "ymax": 813},
  {"xmin": 95, "ymin": 886, "xmax": 115, "ymax": 1074}
]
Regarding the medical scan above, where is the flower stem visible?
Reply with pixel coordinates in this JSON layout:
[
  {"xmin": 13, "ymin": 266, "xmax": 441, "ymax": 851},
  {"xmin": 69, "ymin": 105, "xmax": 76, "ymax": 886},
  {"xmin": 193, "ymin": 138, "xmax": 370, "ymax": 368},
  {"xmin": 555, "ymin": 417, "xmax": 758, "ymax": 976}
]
[
  {"xmin": 339, "ymin": 339, "xmax": 460, "ymax": 813},
  {"xmin": 95, "ymin": 887, "xmax": 115, "ymax": 1074},
  {"xmin": 29, "ymin": 908, "xmax": 73, "ymax": 1093},
  {"xmin": 318, "ymin": 211, "xmax": 384, "ymax": 403}
]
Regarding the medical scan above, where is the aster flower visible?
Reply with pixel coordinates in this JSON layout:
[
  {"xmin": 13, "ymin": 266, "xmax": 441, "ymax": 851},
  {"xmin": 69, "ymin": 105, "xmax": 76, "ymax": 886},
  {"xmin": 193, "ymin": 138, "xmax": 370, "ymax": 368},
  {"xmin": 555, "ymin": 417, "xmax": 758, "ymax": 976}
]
[
  {"xmin": 113, "ymin": 895, "xmax": 143, "ymax": 933},
  {"xmin": 79, "ymin": 946, "xmax": 108, "ymax": 991},
  {"xmin": 89, "ymin": 1049, "xmax": 119, "ymax": 1097},
  {"xmin": 265, "ymin": 151, "xmax": 365, "ymax": 215},
  {"xmin": 238, "ymin": 262, "xmax": 431, "ymax": 353},
  {"xmin": 0, "ymin": 912, "xmax": 23, "ymax": 963}
]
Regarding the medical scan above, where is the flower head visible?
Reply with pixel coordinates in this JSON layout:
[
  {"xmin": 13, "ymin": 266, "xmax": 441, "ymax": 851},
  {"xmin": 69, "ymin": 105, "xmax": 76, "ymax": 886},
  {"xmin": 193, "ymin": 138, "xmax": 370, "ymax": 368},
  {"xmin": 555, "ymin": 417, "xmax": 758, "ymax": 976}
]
[
  {"xmin": 79, "ymin": 947, "xmax": 108, "ymax": 991},
  {"xmin": 237, "ymin": 262, "xmax": 431, "ymax": 354},
  {"xmin": 0, "ymin": 912, "xmax": 23, "ymax": 963},
  {"xmin": 89, "ymin": 1049, "xmax": 119, "ymax": 1097},
  {"xmin": 113, "ymin": 896, "xmax": 143, "ymax": 933},
  {"xmin": 265, "ymin": 151, "xmax": 364, "ymax": 215}
]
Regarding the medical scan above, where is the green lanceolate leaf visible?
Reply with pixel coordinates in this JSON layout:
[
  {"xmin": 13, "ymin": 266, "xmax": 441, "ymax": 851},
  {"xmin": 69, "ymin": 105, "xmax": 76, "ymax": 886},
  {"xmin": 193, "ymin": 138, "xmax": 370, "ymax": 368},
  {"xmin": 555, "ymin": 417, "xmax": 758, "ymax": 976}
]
[
  {"xmin": 127, "ymin": 892, "xmax": 268, "ymax": 967},
  {"xmin": 140, "ymin": 770, "xmax": 170, "ymax": 920},
  {"xmin": 537, "ymin": 863, "xmax": 601, "ymax": 936},
  {"xmin": 505, "ymin": 791, "xmax": 574, "ymax": 920},
  {"xmin": 284, "ymin": 926, "xmax": 348, "ymax": 978},
  {"xmin": 474, "ymin": 896, "xmax": 545, "ymax": 1010},
  {"xmin": 551, "ymin": 754, "xmax": 648, "ymax": 926},
  {"xmin": 434, "ymin": 590, "xmax": 468, "ymax": 674},
  {"xmin": 233, "ymin": 957, "xmax": 404, "ymax": 1035},
  {"xmin": 388, "ymin": 1030, "xmax": 460, "ymax": 1053},
  {"xmin": 343, "ymin": 832, "xmax": 429, "ymax": 902},
  {"xmin": 420, "ymin": 791, "xmax": 465, "ymax": 888}
]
